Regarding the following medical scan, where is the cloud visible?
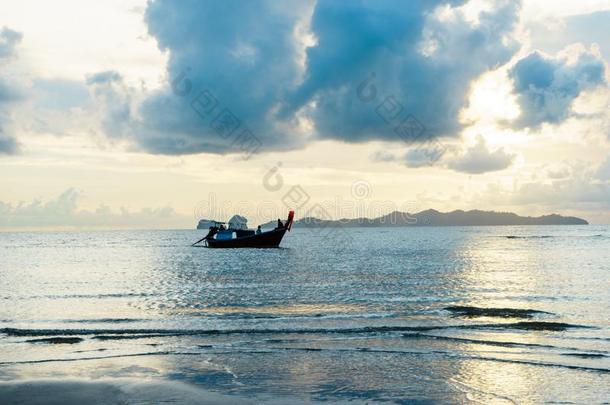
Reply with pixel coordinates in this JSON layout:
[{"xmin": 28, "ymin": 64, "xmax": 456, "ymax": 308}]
[
  {"xmin": 595, "ymin": 158, "xmax": 610, "ymax": 180},
  {"xmin": 131, "ymin": 0, "xmax": 312, "ymax": 155},
  {"xmin": 483, "ymin": 160, "xmax": 610, "ymax": 217},
  {"xmin": 90, "ymin": 0, "xmax": 522, "ymax": 156},
  {"xmin": 0, "ymin": 188, "xmax": 189, "ymax": 230},
  {"xmin": 370, "ymin": 150, "xmax": 396, "ymax": 162},
  {"xmin": 511, "ymin": 179, "xmax": 610, "ymax": 209},
  {"xmin": 546, "ymin": 165, "xmax": 571, "ymax": 180},
  {"xmin": 0, "ymin": 76, "xmax": 22, "ymax": 104},
  {"xmin": 2, "ymin": 28, "xmax": 95, "ymax": 142},
  {"xmin": 370, "ymin": 143, "xmax": 446, "ymax": 167},
  {"xmin": 85, "ymin": 71, "xmax": 123, "ymax": 85},
  {"xmin": 508, "ymin": 48, "xmax": 607, "ymax": 129},
  {"xmin": 284, "ymin": 0, "xmax": 520, "ymax": 143},
  {"xmin": 448, "ymin": 135, "xmax": 514, "ymax": 174},
  {"xmin": 528, "ymin": 10, "xmax": 610, "ymax": 62},
  {"xmin": 0, "ymin": 27, "xmax": 22, "ymax": 59},
  {"xmin": 33, "ymin": 78, "xmax": 91, "ymax": 111},
  {"xmin": 86, "ymin": 70, "xmax": 134, "ymax": 139},
  {"xmin": 0, "ymin": 27, "xmax": 24, "ymax": 155},
  {"xmin": 402, "ymin": 146, "xmax": 446, "ymax": 168},
  {"xmin": 14, "ymin": 78, "xmax": 98, "ymax": 136},
  {"xmin": 0, "ymin": 127, "xmax": 18, "ymax": 154}
]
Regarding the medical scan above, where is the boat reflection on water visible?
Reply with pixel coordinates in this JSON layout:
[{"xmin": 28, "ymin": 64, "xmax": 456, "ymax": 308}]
[{"xmin": 192, "ymin": 211, "xmax": 294, "ymax": 248}]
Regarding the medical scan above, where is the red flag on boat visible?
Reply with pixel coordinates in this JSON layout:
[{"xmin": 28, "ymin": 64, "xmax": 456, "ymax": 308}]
[{"xmin": 286, "ymin": 210, "xmax": 295, "ymax": 231}]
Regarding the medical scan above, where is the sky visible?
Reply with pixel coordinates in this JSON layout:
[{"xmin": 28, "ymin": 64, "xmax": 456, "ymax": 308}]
[{"xmin": 0, "ymin": 0, "xmax": 609, "ymax": 230}]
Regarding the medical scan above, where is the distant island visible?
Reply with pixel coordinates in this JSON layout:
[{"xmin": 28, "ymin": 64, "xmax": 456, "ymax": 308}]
[
  {"xmin": 196, "ymin": 219, "xmax": 217, "ymax": 229},
  {"xmin": 296, "ymin": 209, "xmax": 588, "ymax": 227},
  {"xmin": 197, "ymin": 209, "xmax": 587, "ymax": 229}
]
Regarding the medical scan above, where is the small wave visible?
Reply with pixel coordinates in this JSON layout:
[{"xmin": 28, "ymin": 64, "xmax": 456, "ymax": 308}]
[
  {"xmin": 445, "ymin": 305, "xmax": 552, "ymax": 319},
  {"xmin": 505, "ymin": 235, "xmax": 555, "ymax": 239},
  {"xmin": 504, "ymin": 234, "xmax": 607, "ymax": 240},
  {"xmin": 403, "ymin": 333, "xmax": 560, "ymax": 349},
  {"xmin": 403, "ymin": 333, "xmax": 609, "ymax": 356},
  {"xmin": 73, "ymin": 348, "xmax": 108, "ymax": 353},
  {"xmin": 1, "ymin": 321, "xmax": 591, "ymax": 340},
  {"xmin": 474, "ymin": 321, "xmax": 589, "ymax": 331},
  {"xmin": 471, "ymin": 355, "xmax": 610, "ymax": 374},
  {"xmin": 203, "ymin": 347, "xmax": 610, "ymax": 374},
  {"xmin": 191, "ymin": 311, "xmax": 398, "ymax": 321},
  {"xmin": 93, "ymin": 334, "xmax": 168, "ymax": 341},
  {"xmin": 25, "ymin": 337, "xmax": 84, "ymax": 344},
  {"xmin": 2, "ymin": 345, "xmax": 608, "ymax": 374},
  {"xmin": 504, "ymin": 235, "xmax": 554, "ymax": 239},
  {"xmin": 0, "ymin": 318, "xmax": 144, "ymax": 325},
  {"xmin": 0, "ymin": 351, "xmax": 176, "ymax": 366},
  {"xmin": 562, "ymin": 352, "xmax": 608, "ymax": 359},
  {"xmin": 572, "ymin": 336, "xmax": 610, "ymax": 342},
  {"xmin": 3, "ymin": 293, "xmax": 154, "ymax": 301},
  {"xmin": 1, "ymin": 326, "xmax": 426, "ymax": 338},
  {"xmin": 63, "ymin": 318, "xmax": 144, "ymax": 324}
]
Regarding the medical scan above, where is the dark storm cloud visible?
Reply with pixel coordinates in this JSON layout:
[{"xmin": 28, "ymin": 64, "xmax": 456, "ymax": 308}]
[
  {"xmin": 508, "ymin": 50, "xmax": 607, "ymax": 130},
  {"xmin": 92, "ymin": 0, "xmax": 522, "ymax": 155},
  {"xmin": 282, "ymin": 0, "xmax": 520, "ymax": 142},
  {"xmin": 135, "ymin": 0, "xmax": 311, "ymax": 154}
]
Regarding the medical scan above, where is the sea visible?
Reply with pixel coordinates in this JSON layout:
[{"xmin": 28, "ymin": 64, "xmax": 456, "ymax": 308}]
[{"xmin": 0, "ymin": 225, "xmax": 609, "ymax": 404}]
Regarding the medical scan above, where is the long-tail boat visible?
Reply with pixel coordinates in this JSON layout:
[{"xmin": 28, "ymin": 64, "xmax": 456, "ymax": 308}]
[{"xmin": 192, "ymin": 211, "xmax": 294, "ymax": 248}]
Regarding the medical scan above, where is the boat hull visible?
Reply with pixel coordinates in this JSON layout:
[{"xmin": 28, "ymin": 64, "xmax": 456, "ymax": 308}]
[{"xmin": 206, "ymin": 228, "xmax": 287, "ymax": 248}]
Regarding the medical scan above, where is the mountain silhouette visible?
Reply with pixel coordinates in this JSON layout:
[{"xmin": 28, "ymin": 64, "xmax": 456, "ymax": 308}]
[{"xmin": 294, "ymin": 209, "xmax": 588, "ymax": 227}]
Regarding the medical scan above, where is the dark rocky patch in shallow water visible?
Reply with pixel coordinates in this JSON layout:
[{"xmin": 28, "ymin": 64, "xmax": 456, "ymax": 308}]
[
  {"xmin": 26, "ymin": 337, "xmax": 84, "ymax": 344},
  {"xmin": 445, "ymin": 305, "xmax": 552, "ymax": 318}
]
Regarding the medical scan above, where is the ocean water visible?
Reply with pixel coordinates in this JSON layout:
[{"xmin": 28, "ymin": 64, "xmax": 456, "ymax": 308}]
[{"xmin": 0, "ymin": 225, "xmax": 609, "ymax": 403}]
